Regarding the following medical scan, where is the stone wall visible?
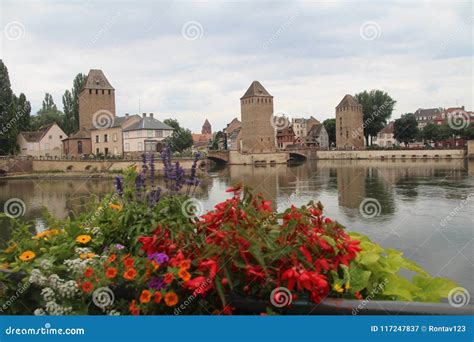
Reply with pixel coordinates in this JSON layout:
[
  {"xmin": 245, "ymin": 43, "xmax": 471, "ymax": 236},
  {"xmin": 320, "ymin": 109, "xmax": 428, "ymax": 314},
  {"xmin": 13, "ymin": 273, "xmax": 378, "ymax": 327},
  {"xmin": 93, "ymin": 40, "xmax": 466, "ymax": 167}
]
[
  {"xmin": 31, "ymin": 158, "xmax": 201, "ymax": 173},
  {"xmin": 228, "ymin": 151, "xmax": 288, "ymax": 165},
  {"xmin": 316, "ymin": 149, "xmax": 465, "ymax": 160},
  {"xmin": 467, "ymin": 140, "xmax": 474, "ymax": 159}
]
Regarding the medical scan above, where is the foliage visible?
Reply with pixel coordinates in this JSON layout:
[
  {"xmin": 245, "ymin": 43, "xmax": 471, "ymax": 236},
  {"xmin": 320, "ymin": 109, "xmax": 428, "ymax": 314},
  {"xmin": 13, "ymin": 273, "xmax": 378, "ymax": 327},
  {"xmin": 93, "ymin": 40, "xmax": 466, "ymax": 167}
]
[
  {"xmin": 62, "ymin": 73, "xmax": 86, "ymax": 135},
  {"xmin": 0, "ymin": 60, "xmax": 32, "ymax": 155},
  {"xmin": 323, "ymin": 118, "xmax": 336, "ymax": 146},
  {"xmin": 393, "ymin": 113, "xmax": 419, "ymax": 147},
  {"xmin": 163, "ymin": 118, "xmax": 193, "ymax": 152},
  {"xmin": 30, "ymin": 93, "xmax": 65, "ymax": 131},
  {"xmin": 0, "ymin": 151, "xmax": 459, "ymax": 315},
  {"xmin": 348, "ymin": 233, "xmax": 457, "ymax": 302},
  {"xmin": 354, "ymin": 90, "xmax": 396, "ymax": 146}
]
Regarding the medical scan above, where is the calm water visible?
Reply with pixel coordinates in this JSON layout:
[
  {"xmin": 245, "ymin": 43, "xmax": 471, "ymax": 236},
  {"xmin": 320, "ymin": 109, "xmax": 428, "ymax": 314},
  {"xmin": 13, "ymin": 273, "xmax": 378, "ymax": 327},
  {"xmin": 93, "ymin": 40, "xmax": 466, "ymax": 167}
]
[{"xmin": 1, "ymin": 159, "xmax": 473, "ymax": 298}]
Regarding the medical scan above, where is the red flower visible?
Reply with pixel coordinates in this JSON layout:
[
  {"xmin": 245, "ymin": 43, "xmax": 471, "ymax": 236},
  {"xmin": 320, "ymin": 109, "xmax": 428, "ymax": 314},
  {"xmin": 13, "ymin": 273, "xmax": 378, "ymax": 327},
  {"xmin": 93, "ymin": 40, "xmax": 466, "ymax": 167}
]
[
  {"xmin": 84, "ymin": 267, "xmax": 94, "ymax": 278},
  {"xmin": 123, "ymin": 268, "xmax": 137, "ymax": 280},
  {"xmin": 105, "ymin": 267, "xmax": 118, "ymax": 279},
  {"xmin": 82, "ymin": 281, "xmax": 93, "ymax": 293},
  {"xmin": 164, "ymin": 272, "xmax": 174, "ymax": 284},
  {"xmin": 123, "ymin": 256, "xmax": 135, "ymax": 269},
  {"xmin": 154, "ymin": 292, "xmax": 163, "ymax": 303},
  {"xmin": 184, "ymin": 276, "xmax": 212, "ymax": 296}
]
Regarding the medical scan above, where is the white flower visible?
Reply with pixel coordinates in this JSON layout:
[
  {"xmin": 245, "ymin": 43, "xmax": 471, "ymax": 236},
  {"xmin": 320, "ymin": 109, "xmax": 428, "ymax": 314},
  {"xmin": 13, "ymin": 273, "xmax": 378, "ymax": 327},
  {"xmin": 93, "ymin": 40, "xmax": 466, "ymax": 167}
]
[
  {"xmin": 34, "ymin": 308, "xmax": 46, "ymax": 316},
  {"xmin": 41, "ymin": 287, "xmax": 55, "ymax": 302}
]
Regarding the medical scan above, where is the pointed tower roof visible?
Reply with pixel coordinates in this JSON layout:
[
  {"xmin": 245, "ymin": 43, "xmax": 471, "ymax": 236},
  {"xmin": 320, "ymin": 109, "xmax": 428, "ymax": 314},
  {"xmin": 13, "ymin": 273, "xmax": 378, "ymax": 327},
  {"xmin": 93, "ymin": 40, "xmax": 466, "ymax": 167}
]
[
  {"xmin": 241, "ymin": 81, "xmax": 272, "ymax": 99},
  {"xmin": 336, "ymin": 94, "xmax": 361, "ymax": 108},
  {"xmin": 83, "ymin": 69, "xmax": 114, "ymax": 90}
]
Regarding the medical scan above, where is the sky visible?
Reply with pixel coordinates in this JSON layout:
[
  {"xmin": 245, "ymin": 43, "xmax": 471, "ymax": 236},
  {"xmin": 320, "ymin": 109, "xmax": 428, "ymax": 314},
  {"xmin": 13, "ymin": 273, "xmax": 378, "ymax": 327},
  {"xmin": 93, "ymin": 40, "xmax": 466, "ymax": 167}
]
[{"xmin": 0, "ymin": 0, "xmax": 472, "ymax": 132}]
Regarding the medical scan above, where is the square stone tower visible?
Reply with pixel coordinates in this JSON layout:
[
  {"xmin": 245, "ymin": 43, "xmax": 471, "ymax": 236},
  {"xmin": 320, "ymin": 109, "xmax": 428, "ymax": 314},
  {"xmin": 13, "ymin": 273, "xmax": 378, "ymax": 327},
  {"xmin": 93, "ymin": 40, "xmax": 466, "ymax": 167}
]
[
  {"xmin": 78, "ymin": 69, "xmax": 116, "ymax": 130},
  {"xmin": 240, "ymin": 81, "xmax": 276, "ymax": 153},
  {"xmin": 335, "ymin": 94, "xmax": 364, "ymax": 148}
]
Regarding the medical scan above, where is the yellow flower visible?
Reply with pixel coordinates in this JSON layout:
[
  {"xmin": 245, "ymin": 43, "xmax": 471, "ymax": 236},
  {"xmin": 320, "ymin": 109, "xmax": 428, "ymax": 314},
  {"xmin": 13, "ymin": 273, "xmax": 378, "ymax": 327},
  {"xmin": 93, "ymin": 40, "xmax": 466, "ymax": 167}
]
[
  {"xmin": 5, "ymin": 244, "xmax": 17, "ymax": 253},
  {"xmin": 80, "ymin": 252, "xmax": 96, "ymax": 260},
  {"xmin": 109, "ymin": 203, "xmax": 123, "ymax": 211},
  {"xmin": 76, "ymin": 235, "xmax": 92, "ymax": 244},
  {"xmin": 19, "ymin": 251, "xmax": 36, "ymax": 262},
  {"xmin": 32, "ymin": 229, "xmax": 61, "ymax": 240},
  {"xmin": 0, "ymin": 263, "xmax": 9, "ymax": 269},
  {"xmin": 333, "ymin": 284, "xmax": 344, "ymax": 294}
]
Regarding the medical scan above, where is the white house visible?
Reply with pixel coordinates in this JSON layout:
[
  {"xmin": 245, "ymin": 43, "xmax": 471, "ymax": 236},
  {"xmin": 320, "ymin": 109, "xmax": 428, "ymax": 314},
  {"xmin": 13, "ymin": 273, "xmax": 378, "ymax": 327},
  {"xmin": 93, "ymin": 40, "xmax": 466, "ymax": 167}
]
[
  {"xmin": 375, "ymin": 121, "xmax": 397, "ymax": 147},
  {"xmin": 122, "ymin": 113, "xmax": 174, "ymax": 155},
  {"xmin": 17, "ymin": 123, "xmax": 67, "ymax": 157}
]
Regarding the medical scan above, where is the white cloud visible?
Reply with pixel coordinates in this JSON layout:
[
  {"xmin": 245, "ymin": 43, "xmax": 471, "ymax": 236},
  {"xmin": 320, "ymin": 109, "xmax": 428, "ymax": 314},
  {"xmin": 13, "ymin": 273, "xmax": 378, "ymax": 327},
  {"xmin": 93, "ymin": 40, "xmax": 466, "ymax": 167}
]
[{"xmin": 1, "ymin": 0, "xmax": 472, "ymax": 132}]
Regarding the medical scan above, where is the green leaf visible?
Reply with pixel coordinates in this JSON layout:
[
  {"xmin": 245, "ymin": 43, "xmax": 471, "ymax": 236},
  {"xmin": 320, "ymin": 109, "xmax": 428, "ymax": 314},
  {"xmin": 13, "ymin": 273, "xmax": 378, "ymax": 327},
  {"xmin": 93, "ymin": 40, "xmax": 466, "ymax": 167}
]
[
  {"xmin": 214, "ymin": 275, "xmax": 226, "ymax": 306},
  {"xmin": 348, "ymin": 268, "xmax": 372, "ymax": 292},
  {"xmin": 248, "ymin": 245, "xmax": 267, "ymax": 271}
]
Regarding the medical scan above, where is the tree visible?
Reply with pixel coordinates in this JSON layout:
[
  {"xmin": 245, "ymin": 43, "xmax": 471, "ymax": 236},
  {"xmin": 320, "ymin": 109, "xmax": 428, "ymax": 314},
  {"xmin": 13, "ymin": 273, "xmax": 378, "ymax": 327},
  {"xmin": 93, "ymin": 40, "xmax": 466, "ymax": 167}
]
[
  {"xmin": 62, "ymin": 90, "xmax": 74, "ymax": 135},
  {"xmin": 354, "ymin": 90, "xmax": 396, "ymax": 146},
  {"xmin": 323, "ymin": 118, "xmax": 336, "ymax": 146},
  {"xmin": 0, "ymin": 60, "xmax": 31, "ymax": 155},
  {"xmin": 163, "ymin": 118, "xmax": 193, "ymax": 152},
  {"xmin": 30, "ymin": 93, "xmax": 65, "ymax": 131},
  {"xmin": 62, "ymin": 73, "xmax": 86, "ymax": 134},
  {"xmin": 393, "ymin": 113, "xmax": 418, "ymax": 147}
]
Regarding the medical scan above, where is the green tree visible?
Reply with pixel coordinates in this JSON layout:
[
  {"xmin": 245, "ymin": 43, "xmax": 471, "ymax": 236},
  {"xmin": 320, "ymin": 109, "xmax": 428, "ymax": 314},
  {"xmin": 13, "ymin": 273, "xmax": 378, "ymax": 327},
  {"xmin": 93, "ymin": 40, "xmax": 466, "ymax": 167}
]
[
  {"xmin": 323, "ymin": 118, "xmax": 336, "ymax": 146},
  {"xmin": 393, "ymin": 113, "xmax": 419, "ymax": 147},
  {"xmin": 62, "ymin": 90, "xmax": 74, "ymax": 135},
  {"xmin": 163, "ymin": 118, "xmax": 193, "ymax": 152},
  {"xmin": 354, "ymin": 90, "xmax": 396, "ymax": 146},
  {"xmin": 31, "ymin": 93, "xmax": 65, "ymax": 131},
  {"xmin": 62, "ymin": 73, "xmax": 86, "ymax": 134},
  {"xmin": 0, "ymin": 60, "xmax": 31, "ymax": 155}
]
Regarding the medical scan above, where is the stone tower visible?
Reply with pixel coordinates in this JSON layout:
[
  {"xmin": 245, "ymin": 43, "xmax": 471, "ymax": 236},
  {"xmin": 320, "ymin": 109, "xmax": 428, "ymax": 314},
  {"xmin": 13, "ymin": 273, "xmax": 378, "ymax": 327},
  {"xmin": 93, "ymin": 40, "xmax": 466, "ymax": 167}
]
[
  {"xmin": 202, "ymin": 119, "xmax": 212, "ymax": 134},
  {"xmin": 78, "ymin": 69, "xmax": 116, "ymax": 130},
  {"xmin": 335, "ymin": 94, "xmax": 364, "ymax": 148},
  {"xmin": 240, "ymin": 81, "xmax": 276, "ymax": 153}
]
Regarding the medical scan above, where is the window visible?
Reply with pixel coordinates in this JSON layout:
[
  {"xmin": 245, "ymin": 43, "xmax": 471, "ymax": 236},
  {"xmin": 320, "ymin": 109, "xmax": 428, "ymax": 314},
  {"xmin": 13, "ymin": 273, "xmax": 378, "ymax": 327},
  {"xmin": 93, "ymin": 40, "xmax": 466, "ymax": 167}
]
[
  {"xmin": 113, "ymin": 133, "xmax": 117, "ymax": 142},
  {"xmin": 95, "ymin": 89, "xmax": 98, "ymax": 94},
  {"xmin": 102, "ymin": 90, "xmax": 105, "ymax": 94},
  {"xmin": 155, "ymin": 130, "xmax": 163, "ymax": 138},
  {"xmin": 124, "ymin": 143, "xmax": 130, "ymax": 152},
  {"xmin": 104, "ymin": 147, "xmax": 109, "ymax": 156},
  {"xmin": 113, "ymin": 146, "xmax": 118, "ymax": 155},
  {"xmin": 44, "ymin": 143, "xmax": 50, "ymax": 150},
  {"xmin": 78, "ymin": 141, "xmax": 83, "ymax": 154},
  {"xmin": 96, "ymin": 148, "xmax": 100, "ymax": 154},
  {"xmin": 148, "ymin": 130, "xmax": 153, "ymax": 137},
  {"xmin": 138, "ymin": 142, "xmax": 143, "ymax": 151},
  {"xmin": 49, "ymin": 135, "xmax": 52, "ymax": 139},
  {"xmin": 137, "ymin": 131, "xmax": 142, "ymax": 138},
  {"xmin": 89, "ymin": 89, "xmax": 92, "ymax": 94},
  {"xmin": 108, "ymin": 90, "xmax": 111, "ymax": 95},
  {"xmin": 104, "ymin": 134, "xmax": 108, "ymax": 142},
  {"xmin": 28, "ymin": 143, "xmax": 33, "ymax": 151},
  {"xmin": 59, "ymin": 135, "xmax": 63, "ymax": 139},
  {"xmin": 96, "ymin": 135, "xmax": 99, "ymax": 143},
  {"xmin": 124, "ymin": 132, "xmax": 129, "ymax": 138}
]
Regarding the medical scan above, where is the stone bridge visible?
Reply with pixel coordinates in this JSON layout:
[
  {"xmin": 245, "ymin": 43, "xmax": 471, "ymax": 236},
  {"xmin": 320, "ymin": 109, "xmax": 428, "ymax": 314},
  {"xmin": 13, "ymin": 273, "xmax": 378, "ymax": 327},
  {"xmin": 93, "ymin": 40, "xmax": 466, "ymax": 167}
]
[{"xmin": 207, "ymin": 150, "xmax": 230, "ymax": 163}]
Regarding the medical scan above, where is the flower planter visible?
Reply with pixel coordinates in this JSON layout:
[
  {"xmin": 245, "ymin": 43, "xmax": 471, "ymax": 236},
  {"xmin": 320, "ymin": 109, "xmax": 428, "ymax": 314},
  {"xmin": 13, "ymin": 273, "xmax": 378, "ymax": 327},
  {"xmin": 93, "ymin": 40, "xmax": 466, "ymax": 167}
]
[{"xmin": 228, "ymin": 293, "xmax": 474, "ymax": 315}]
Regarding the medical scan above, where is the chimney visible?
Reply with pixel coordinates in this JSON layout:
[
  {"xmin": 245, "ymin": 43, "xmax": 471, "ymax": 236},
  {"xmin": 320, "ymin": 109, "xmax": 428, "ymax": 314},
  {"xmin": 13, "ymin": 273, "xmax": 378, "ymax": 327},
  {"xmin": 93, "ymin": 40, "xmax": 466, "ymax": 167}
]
[
  {"xmin": 150, "ymin": 113, "xmax": 154, "ymax": 118},
  {"xmin": 142, "ymin": 113, "xmax": 146, "ymax": 118}
]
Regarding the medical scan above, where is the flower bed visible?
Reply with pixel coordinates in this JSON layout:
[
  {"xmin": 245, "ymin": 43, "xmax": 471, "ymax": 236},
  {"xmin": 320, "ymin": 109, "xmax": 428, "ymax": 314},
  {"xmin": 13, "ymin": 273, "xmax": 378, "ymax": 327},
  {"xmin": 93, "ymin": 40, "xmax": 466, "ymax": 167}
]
[{"xmin": 0, "ymin": 149, "xmax": 458, "ymax": 315}]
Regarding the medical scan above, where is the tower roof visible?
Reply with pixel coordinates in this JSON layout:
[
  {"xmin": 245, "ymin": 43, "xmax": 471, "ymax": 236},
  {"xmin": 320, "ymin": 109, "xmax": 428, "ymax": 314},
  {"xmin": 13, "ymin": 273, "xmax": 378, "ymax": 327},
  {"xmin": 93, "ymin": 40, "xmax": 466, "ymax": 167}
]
[
  {"xmin": 241, "ymin": 81, "xmax": 272, "ymax": 99},
  {"xmin": 336, "ymin": 94, "xmax": 361, "ymax": 108},
  {"xmin": 83, "ymin": 69, "xmax": 114, "ymax": 90}
]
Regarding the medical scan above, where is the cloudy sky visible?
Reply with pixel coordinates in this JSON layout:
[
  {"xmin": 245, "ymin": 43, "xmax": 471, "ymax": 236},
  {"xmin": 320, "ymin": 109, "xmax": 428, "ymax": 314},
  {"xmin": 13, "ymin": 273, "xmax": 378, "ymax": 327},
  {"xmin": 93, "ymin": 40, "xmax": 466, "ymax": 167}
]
[{"xmin": 1, "ymin": 0, "xmax": 472, "ymax": 132}]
